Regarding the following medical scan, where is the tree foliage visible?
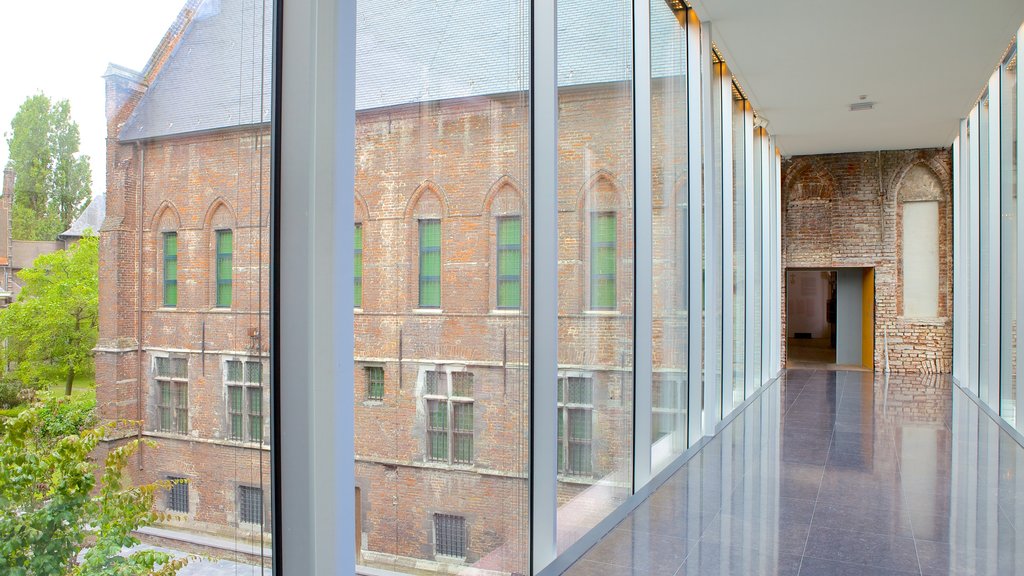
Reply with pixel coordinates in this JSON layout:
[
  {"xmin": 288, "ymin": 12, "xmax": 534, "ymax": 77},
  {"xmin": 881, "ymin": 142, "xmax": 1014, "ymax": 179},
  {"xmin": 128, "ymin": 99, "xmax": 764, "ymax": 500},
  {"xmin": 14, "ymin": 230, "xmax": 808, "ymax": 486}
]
[
  {"xmin": 0, "ymin": 410, "xmax": 189, "ymax": 575},
  {"xmin": 5, "ymin": 93, "xmax": 92, "ymax": 240},
  {"xmin": 0, "ymin": 235, "xmax": 98, "ymax": 394}
]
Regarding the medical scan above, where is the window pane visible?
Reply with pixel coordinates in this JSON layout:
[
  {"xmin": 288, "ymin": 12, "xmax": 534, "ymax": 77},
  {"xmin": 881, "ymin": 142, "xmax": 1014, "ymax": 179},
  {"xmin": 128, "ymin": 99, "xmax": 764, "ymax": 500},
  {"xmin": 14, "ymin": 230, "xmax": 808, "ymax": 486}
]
[
  {"xmin": 227, "ymin": 360, "xmax": 243, "ymax": 382},
  {"xmin": 558, "ymin": 0, "xmax": 634, "ymax": 547},
  {"xmin": 245, "ymin": 361, "xmax": 262, "ymax": 383},
  {"xmin": 355, "ymin": 224, "xmax": 363, "ymax": 307},
  {"xmin": 77, "ymin": 0, "xmax": 276, "ymax": 565},
  {"xmin": 1001, "ymin": 50, "xmax": 1018, "ymax": 425},
  {"xmin": 732, "ymin": 94, "xmax": 747, "ymax": 407},
  {"xmin": 980, "ymin": 94, "xmax": 992, "ymax": 400},
  {"xmin": 354, "ymin": 0, "xmax": 530, "ymax": 570}
]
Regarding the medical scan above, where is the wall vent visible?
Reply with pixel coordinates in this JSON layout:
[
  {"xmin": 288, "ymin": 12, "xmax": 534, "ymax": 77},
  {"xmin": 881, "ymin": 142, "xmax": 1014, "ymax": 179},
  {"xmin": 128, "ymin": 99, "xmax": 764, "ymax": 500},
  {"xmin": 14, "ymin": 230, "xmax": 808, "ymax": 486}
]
[{"xmin": 849, "ymin": 101, "xmax": 875, "ymax": 112}]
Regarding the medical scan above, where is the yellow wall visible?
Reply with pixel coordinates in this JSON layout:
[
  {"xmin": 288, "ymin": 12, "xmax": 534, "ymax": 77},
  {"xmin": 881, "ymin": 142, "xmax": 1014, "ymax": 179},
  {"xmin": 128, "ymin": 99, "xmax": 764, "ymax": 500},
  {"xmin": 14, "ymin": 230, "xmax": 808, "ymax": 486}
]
[{"xmin": 861, "ymin": 268, "xmax": 874, "ymax": 369}]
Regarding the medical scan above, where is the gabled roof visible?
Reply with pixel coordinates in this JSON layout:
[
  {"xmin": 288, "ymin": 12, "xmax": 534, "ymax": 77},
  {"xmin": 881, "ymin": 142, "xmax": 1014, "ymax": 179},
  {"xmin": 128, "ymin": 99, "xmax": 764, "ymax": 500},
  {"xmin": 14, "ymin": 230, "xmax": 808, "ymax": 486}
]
[
  {"xmin": 119, "ymin": 0, "xmax": 272, "ymax": 142},
  {"xmin": 59, "ymin": 195, "xmax": 106, "ymax": 240},
  {"xmin": 118, "ymin": 0, "xmax": 687, "ymax": 142}
]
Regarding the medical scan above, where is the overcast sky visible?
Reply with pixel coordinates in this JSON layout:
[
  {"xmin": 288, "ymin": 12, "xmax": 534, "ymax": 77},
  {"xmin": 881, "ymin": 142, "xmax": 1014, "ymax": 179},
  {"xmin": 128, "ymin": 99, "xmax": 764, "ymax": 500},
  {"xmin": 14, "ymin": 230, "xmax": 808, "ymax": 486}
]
[{"xmin": 0, "ymin": 0, "xmax": 185, "ymax": 198}]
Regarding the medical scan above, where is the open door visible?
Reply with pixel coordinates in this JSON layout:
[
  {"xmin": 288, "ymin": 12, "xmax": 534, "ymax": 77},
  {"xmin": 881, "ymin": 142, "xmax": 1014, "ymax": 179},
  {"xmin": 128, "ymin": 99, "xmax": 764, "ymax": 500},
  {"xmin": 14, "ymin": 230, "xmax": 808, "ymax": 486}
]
[{"xmin": 862, "ymin": 268, "xmax": 874, "ymax": 370}]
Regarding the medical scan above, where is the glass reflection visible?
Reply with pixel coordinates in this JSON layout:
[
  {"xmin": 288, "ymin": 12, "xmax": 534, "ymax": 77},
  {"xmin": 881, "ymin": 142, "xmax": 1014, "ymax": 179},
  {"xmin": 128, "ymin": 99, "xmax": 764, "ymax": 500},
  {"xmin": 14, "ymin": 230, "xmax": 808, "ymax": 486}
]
[
  {"xmin": 353, "ymin": 0, "xmax": 531, "ymax": 572},
  {"xmin": 1000, "ymin": 50, "xmax": 1018, "ymax": 427},
  {"xmin": 650, "ymin": 0, "xmax": 689, "ymax": 474},
  {"xmin": 555, "ymin": 0, "xmax": 635, "ymax": 550}
]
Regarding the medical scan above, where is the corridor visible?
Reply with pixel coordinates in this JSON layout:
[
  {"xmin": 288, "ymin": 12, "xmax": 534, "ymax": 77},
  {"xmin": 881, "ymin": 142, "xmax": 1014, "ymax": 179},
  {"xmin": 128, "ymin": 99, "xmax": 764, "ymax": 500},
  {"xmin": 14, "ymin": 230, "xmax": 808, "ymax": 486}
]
[{"xmin": 565, "ymin": 370, "xmax": 1024, "ymax": 575}]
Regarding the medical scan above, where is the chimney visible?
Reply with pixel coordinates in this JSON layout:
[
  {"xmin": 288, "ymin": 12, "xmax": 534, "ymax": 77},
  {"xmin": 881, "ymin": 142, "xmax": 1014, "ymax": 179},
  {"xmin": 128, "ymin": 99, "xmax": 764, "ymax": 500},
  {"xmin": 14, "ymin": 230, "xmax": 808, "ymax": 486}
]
[{"xmin": 2, "ymin": 168, "xmax": 13, "ymax": 198}]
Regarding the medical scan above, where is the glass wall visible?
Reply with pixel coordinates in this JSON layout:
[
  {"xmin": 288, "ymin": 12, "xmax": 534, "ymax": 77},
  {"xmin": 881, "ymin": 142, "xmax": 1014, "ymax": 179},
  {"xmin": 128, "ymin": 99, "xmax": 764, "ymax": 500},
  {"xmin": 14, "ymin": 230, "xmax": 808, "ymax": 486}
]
[
  {"xmin": 0, "ymin": 0, "xmax": 276, "ymax": 572},
  {"xmin": 555, "ymin": 0, "xmax": 635, "ymax": 550},
  {"xmin": 650, "ymin": 0, "xmax": 689, "ymax": 473},
  {"xmin": 1000, "ymin": 47, "xmax": 1018, "ymax": 425},
  {"xmin": 351, "ymin": 0, "xmax": 532, "ymax": 572},
  {"xmin": 952, "ymin": 25, "xmax": 1024, "ymax": 435},
  {"xmin": 732, "ymin": 94, "xmax": 749, "ymax": 409}
]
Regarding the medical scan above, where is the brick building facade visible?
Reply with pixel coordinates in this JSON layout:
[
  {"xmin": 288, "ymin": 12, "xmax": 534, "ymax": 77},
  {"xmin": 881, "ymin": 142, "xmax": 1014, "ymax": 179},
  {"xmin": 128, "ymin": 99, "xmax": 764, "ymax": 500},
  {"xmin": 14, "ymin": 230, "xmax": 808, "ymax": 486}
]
[
  {"xmin": 781, "ymin": 149, "xmax": 954, "ymax": 373},
  {"xmin": 95, "ymin": 0, "xmax": 673, "ymax": 572}
]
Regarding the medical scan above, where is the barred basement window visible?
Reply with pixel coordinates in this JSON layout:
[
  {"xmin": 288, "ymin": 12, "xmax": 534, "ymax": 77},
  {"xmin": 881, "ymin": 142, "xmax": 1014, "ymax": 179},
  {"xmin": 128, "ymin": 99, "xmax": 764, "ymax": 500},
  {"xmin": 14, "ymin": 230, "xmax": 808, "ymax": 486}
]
[
  {"xmin": 433, "ymin": 513, "xmax": 467, "ymax": 559},
  {"xmin": 155, "ymin": 357, "xmax": 188, "ymax": 434},
  {"xmin": 424, "ymin": 369, "xmax": 474, "ymax": 465},
  {"xmin": 557, "ymin": 375, "xmax": 593, "ymax": 476},
  {"xmin": 167, "ymin": 476, "xmax": 189, "ymax": 513},
  {"xmin": 366, "ymin": 366, "xmax": 384, "ymax": 400},
  {"xmin": 239, "ymin": 485, "xmax": 263, "ymax": 526},
  {"xmin": 226, "ymin": 359, "xmax": 264, "ymax": 442}
]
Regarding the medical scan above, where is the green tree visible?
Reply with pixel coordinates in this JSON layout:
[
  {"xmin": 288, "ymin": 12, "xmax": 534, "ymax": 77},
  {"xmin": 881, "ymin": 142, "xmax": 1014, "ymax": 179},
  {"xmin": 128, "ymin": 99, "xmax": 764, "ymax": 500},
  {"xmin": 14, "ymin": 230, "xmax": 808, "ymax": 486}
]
[
  {"xmin": 0, "ymin": 410, "xmax": 189, "ymax": 575},
  {"xmin": 5, "ymin": 93, "xmax": 92, "ymax": 240},
  {"xmin": 0, "ymin": 235, "xmax": 98, "ymax": 395}
]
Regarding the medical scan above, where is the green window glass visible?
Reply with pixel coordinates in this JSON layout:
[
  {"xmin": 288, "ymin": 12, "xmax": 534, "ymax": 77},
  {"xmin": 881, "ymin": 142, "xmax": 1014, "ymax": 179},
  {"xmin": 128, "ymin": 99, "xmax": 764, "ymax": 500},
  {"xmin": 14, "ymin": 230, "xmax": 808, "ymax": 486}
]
[
  {"xmin": 215, "ymin": 230, "xmax": 233, "ymax": 307},
  {"xmin": 159, "ymin": 382, "xmax": 173, "ymax": 431},
  {"xmin": 354, "ymin": 224, "xmax": 363, "ymax": 308},
  {"xmin": 367, "ymin": 366, "xmax": 384, "ymax": 400},
  {"xmin": 590, "ymin": 213, "xmax": 616, "ymax": 309},
  {"xmin": 427, "ymin": 399, "xmax": 448, "ymax": 461},
  {"xmin": 496, "ymin": 217, "xmax": 521, "ymax": 309},
  {"xmin": 453, "ymin": 403, "xmax": 473, "ymax": 464},
  {"xmin": 229, "ymin": 386, "xmax": 243, "ymax": 440},
  {"xmin": 174, "ymin": 382, "xmax": 188, "ymax": 435},
  {"xmin": 163, "ymin": 232, "xmax": 178, "ymax": 307},
  {"xmin": 247, "ymin": 387, "xmax": 262, "ymax": 442},
  {"xmin": 419, "ymin": 220, "xmax": 441, "ymax": 308}
]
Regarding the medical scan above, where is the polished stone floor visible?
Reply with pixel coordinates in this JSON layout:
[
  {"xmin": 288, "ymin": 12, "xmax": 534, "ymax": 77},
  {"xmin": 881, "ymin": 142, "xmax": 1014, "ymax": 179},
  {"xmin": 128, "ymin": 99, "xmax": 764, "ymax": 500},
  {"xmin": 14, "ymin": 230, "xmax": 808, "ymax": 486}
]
[{"xmin": 565, "ymin": 369, "xmax": 1024, "ymax": 575}]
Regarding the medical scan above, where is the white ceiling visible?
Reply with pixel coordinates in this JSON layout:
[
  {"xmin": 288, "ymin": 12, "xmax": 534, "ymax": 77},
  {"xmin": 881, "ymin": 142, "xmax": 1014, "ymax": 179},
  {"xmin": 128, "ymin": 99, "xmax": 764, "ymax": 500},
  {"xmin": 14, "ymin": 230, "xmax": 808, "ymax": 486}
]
[{"xmin": 690, "ymin": 0, "xmax": 1024, "ymax": 156}]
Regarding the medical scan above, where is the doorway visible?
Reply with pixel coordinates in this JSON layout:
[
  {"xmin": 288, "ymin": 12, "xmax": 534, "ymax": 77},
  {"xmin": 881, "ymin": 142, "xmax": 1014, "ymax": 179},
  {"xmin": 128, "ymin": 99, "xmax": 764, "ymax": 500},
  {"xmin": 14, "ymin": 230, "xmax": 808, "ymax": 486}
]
[{"xmin": 786, "ymin": 268, "xmax": 874, "ymax": 370}]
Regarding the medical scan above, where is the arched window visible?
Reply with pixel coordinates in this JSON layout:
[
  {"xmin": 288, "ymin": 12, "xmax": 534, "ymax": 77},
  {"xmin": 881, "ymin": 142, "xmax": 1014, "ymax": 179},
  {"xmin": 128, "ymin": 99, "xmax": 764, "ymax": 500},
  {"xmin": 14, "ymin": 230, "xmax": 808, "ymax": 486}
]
[
  {"xmin": 406, "ymin": 182, "xmax": 446, "ymax": 309},
  {"xmin": 154, "ymin": 203, "xmax": 181, "ymax": 308},
  {"xmin": 484, "ymin": 178, "xmax": 526, "ymax": 311},
  {"xmin": 206, "ymin": 200, "xmax": 236, "ymax": 308}
]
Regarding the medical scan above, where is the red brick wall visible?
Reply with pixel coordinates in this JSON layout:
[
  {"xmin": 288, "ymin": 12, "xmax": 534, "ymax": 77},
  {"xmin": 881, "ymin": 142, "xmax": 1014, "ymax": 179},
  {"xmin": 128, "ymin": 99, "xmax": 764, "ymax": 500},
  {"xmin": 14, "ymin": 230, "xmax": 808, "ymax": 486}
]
[{"xmin": 781, "ymin": 149, "xmax": 954, "ymax": 373}]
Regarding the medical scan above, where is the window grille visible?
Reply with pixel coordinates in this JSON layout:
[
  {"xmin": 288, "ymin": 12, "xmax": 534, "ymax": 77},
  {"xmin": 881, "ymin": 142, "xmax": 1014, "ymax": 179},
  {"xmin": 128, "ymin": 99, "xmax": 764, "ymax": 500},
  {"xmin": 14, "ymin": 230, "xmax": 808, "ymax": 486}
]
[
  {"xmin": 557, "ymin": 376, "xmax": 593, "ymax": 475},
  {"xmin": 226, "ymin": 359, "xmax": 264, "ymax": 442},
  {"xmin": 367, "ymin": 366, "xmax": 384, "ymax": 400},
  {"xmin": 155, "ymin": 356, "xmax": 188, "ymax": 434},
  {"xmin": 239, "ymin": 486, "xmax": 263, "ymax": 525},
  {"xmin": 424, "ymin": 369, "xmax": 474, "ymax": 465},
  {"xmin": 167, "ymin": 477, "xmax": 189, "ymax": 513},
  {"xmin": 434, "ymin": 513, "xmax": 466, "ymax": 558}
]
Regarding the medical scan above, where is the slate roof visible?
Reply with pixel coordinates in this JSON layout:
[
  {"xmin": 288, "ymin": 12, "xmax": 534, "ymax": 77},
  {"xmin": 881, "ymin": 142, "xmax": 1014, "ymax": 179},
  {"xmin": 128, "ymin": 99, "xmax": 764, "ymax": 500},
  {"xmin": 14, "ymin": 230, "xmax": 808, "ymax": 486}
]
[
  {"xmin": 119, "ymin": 0, "xmax": 686, "ymax": 142},
  {"xmin": 59, "ymin": 195, "xmax": 106, "ymax": 239}
]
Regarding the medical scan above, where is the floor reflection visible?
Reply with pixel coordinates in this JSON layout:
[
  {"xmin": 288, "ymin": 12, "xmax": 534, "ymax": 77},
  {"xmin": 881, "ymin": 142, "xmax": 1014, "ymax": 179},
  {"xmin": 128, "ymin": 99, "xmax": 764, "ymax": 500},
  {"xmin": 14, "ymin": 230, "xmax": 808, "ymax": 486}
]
[{"xmin": 565, "ymin": 369, "xmax": 1024, "ymax": 575}]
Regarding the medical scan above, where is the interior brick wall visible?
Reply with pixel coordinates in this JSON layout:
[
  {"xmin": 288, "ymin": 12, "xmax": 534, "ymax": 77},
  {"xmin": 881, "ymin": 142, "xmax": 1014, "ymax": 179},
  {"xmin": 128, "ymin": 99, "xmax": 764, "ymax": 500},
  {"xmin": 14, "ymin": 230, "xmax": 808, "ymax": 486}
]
[{"xmin": 781, "ymin": 148, "xmax": 954, "ymax": 374}]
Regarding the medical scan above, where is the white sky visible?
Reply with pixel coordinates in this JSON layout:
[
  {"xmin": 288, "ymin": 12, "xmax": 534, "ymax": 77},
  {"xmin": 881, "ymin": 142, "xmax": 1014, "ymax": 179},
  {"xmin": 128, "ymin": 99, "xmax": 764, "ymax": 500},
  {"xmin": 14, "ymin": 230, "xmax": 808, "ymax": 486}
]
[{"xmin": 0, "ymin": 0, "xmax": 185, "ymax": 198}]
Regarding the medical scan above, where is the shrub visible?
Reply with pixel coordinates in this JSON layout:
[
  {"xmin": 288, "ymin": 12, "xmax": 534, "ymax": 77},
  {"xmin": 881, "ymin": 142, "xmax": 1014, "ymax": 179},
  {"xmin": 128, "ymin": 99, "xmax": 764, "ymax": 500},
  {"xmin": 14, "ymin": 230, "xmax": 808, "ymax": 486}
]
[
  {"xmin": 0, "ymin": 378, "xmax": 22, "ymax": 409},
  {"xmin": 36, "ymin": 393, "xmax": 97, "ymax": 440}
]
